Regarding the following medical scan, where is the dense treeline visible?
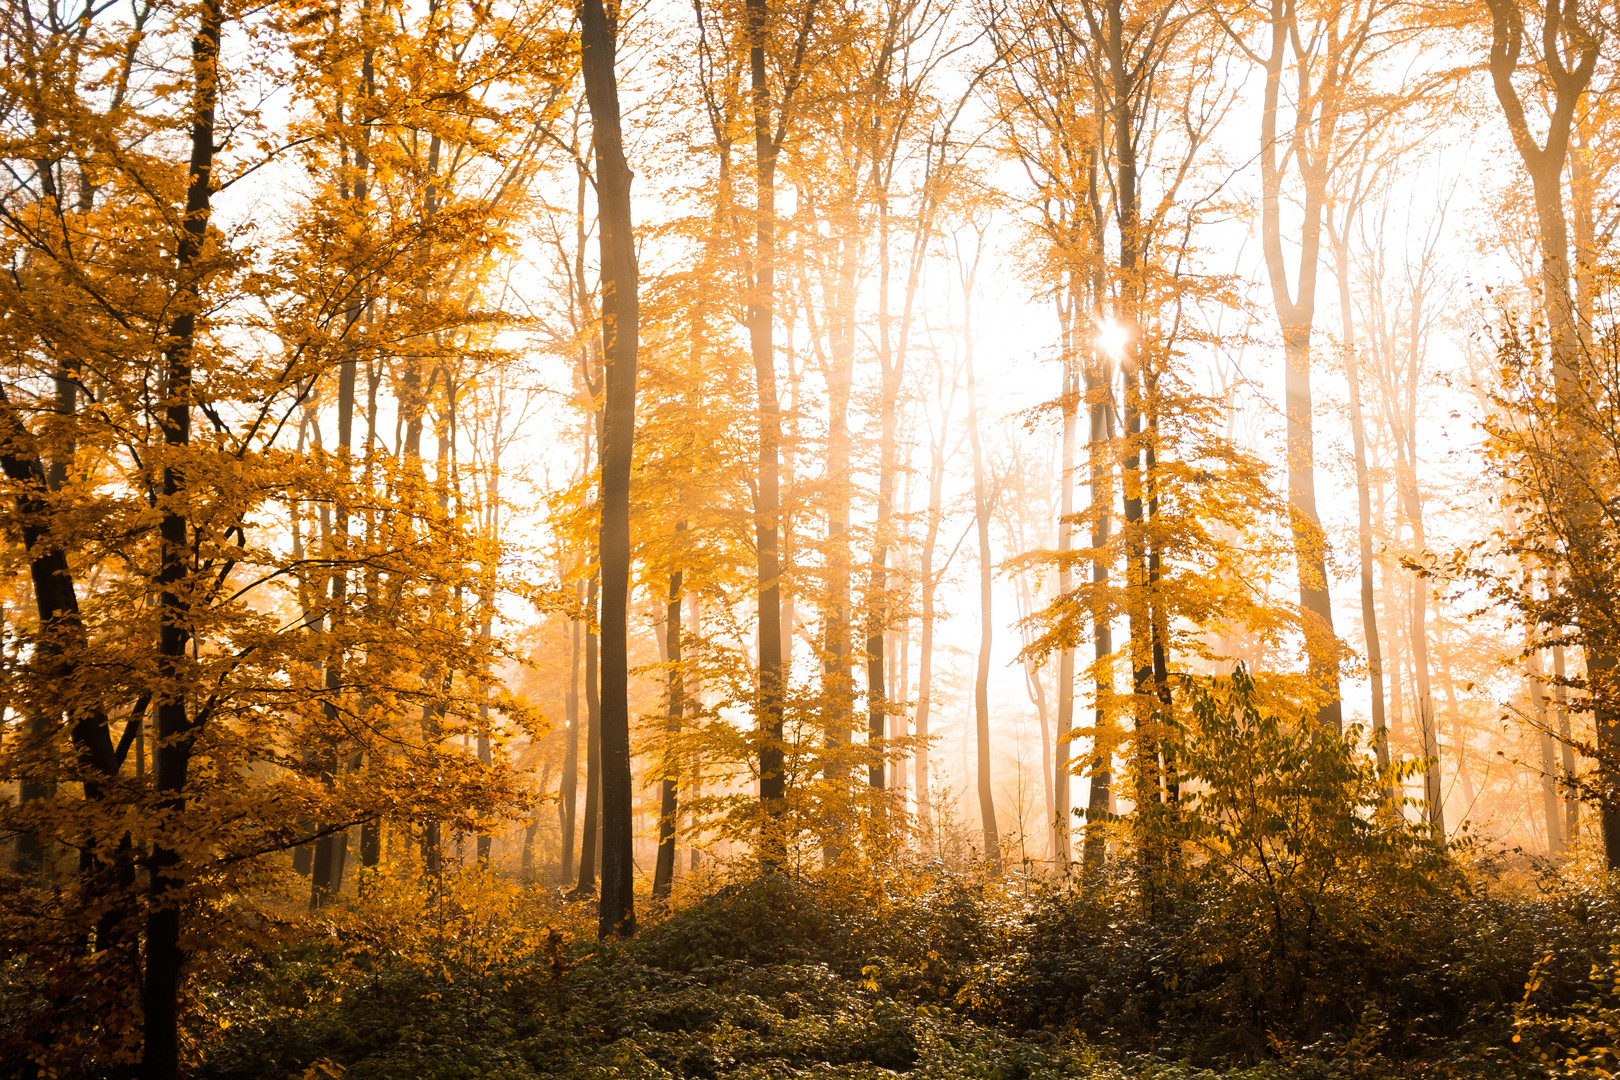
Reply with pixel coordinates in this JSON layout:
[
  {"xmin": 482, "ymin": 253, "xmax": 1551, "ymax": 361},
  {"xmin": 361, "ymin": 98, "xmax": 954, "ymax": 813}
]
[{"xmin": 2, "ymin": 0, "xmax": 1620, "ymax": 1074}]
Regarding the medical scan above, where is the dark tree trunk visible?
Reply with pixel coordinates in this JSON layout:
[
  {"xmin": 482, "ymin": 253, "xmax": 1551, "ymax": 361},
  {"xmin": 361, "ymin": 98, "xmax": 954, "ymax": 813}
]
[
  {"xmin": 142, "ymin": 2, "xmax": 222, "ymax": 1074},
  {"xmin": 311, "ymin": 262, "xmax": 361, "ymax": 910},
  {"xmin": 578, "ymin": 0, "xmax": 639, "ymax": 941},
  {"xmin": 653, "ymin": 567, "xmax": 683, "ymax": 899}
]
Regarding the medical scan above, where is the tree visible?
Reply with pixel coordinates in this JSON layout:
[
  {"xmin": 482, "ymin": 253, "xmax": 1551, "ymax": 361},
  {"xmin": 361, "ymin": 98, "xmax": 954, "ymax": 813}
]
[
  {"xmin": 1479, "ymin": 0, "xmax": 1613, "ymax": 866},
  {"xmin": 960, "ymin": 227, "xmax": 1003, "ymax": 870},
  {"xmin": 578, "ymin": 0, "xmax": 639, "ymax": 939},
  {"xmin": 0, "ymin": 0, "xmax": 559, "ymax": 1067},
  {"xmin": 1217, "ymin": 0, "xmax": 1409, "ymax": 733}
]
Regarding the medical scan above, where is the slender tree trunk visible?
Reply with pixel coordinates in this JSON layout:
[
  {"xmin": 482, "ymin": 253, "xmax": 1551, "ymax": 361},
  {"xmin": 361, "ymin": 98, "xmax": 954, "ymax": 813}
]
[
  {"xmin": 1394, "ymin": 388, "xmax": 1442, "ymax": 837},
  {"xmin": 311, "ymin": 275, "xmax": 360, "ymax": 910},
  {"xmin": 560, "ymin": 582, "xmax": 583, "ymax": 885},
  {"xmin": 575, "ymin": 577, "xmax": 601, "ymax": 896},
  {"xmin": 914, "ymin": 403, "xmax": 948, "ymax": 852},
  {"xmin": 1081, "ymin": 355, "xmax": 1115, "ymax": 879},
  {"xmin": 1438, "ymin": 647, "xmax": 1477, "ymax": 813},
  {"xmin": 1333, "ymin": 226, "xmax": 1388, "ymax": 775},
  {"xmin": 1409, "ymin": 539, "xmax": 1443, "ymax": 838},
  {"xmin": 1530, "ymin": 646, "xmax": 1564, "ymax": 854},
  {"xmin": 823, "ymin": 247, "xmax": 856, "ymax": 862},
  {"xmin": 1030, "ymin": 657, "xmax": 1054, "ymax": 861},
  {"xmin": 746, "ymin": 0, "xmax": 796, "ymax": 873},
  {"xmin": 579, "ymin": 0, "xmax": 639, "ymax": 938},
  {"xmin": 359, "ymin": 358, "xmax": 384, "ymax": 871},
  {"xmin": 474, "ymin": 454, "xmax": 500, "ymax": 866},
  {"xmin": 12, "ymin": 244, "xmax": 88, "ymax": 872},
  {"xmin": 143, "ymin": 3, "xmax": 222, "ymax": 1074},
  {"xmin": 653, "ymin": 565, "xmax": 683, "ymax": 900},
  {"xmin": 688, "ymin": 591, "xmax": 704, "ymax": 874},
  {"xmin": 867, "ymin": 200, "xmax": 906, "ymax": 818},
  {"xmin": 1054, "ymin": 333, "xmax": 1077, "ymax": 869},
  {"xmin": 1554, "ymin": 636, "xmax": 1578, "ymax": 839},
  {"xmin": 964, "ymin": 323, "xmax": 1001, "ymax": 870}
]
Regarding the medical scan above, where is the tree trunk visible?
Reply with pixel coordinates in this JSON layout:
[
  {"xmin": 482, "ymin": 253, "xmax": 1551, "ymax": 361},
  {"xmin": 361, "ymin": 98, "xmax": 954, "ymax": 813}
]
[
  {"xmin": 310, "ymin": 269, "xmax": 361, "ymax": 910},
  {"xmin": 965, "ymin": 323, "xmax": 1001, "ymax": 870},
  {"xmin": 1255, "ymin": 0, "xmax": 1342, "ymax": 733},
  {"xmin": 560, "ymin": 582, "xmax": 583, "ymax": 885},
  {"xmin": 914, "ymin": 386, "xmax": 949, "ymax": 852},
  {"xmin": 575, "ymin": 577, "xmax": 601, "ymax": 896},
  {"xmin": 653, "ymin": 566, "xmax": 683, "ymax": 900},
  {"xmin": 1530, "ymin": 646, "xmax": 1564, "ymax": 854},
  {"xmin": 746, "ymin": 0, "xmax": 795, "ymax": 873},
  {"xmin": 823, "ymin": 242, "xmax": 856, "ymax": 862},
  {"xmin": 579, "ymin": 0, "xmax": 639, "ymax": 937},
  {"xmin": 1483, "ymin": 0, "xmax": 1610, "ymax": 865},
  {"xmin": 1054, "ymin": 343, "xmax": 1077, "ymax": 869},
  {"xmin": 1553, "ymin": 637, "xmax": 1578, "ymax": 840},
  {"xmin": 1409, "ymin": 544, "xmax": 1444, "ymax": 839},
  {"xmin": 1332, "ymin": 223, "xmax": 1388, "ymax": 775},
  {"xmin": 1081, "ymin": 355, "xmax": 1115, "ymax": 879},
  {"xmin": 866, "ymin": 185, "xmax": 907, "ymax": 820},
  {"xmin": 1439, "ymin": 648, "xmax": 1477, "ymax": 814},
  {"xmin": 143, "ymin": 3, "xmax": 222, "ymax": 1074},
  {"xmin": 359, "ymin": 358, "xmax": 384, "ymax": 872}
]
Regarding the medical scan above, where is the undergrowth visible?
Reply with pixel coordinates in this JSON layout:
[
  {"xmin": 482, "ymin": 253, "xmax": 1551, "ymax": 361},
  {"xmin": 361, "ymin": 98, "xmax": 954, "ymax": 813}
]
[{"xmin": 184, "ymin": 856, "xmax": 1620, "ymax": 1080}]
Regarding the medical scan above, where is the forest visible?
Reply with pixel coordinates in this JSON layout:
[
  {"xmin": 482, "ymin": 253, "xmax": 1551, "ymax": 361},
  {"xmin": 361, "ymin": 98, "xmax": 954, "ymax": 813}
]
[{"xmin": 2, "ymin": 0, "xmax": 1619, "ymax": 1074}]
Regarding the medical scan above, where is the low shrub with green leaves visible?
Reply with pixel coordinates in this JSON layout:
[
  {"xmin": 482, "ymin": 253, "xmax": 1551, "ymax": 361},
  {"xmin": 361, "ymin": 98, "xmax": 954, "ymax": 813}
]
[
  {"xmin": 949, "ymin": 670, "xmax": 1620, "ymax": 1070},
  {"xmin": 171, "ymin": 673, "xmax": 1620, "ymax": 1079}
]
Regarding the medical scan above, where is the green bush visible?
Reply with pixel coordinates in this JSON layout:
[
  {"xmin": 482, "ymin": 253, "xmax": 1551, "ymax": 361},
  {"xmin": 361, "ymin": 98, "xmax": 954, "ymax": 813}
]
[{"xmin": 962, "ymin": 669, "xmax": 1620, "ymax": 1068}]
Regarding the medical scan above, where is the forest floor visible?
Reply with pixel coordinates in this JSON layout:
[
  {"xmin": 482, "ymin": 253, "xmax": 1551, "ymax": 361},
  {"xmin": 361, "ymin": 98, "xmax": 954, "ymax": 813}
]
[{"xmin": 193, "ymin": 863, "xmax": 1574, "ymax": 1080}]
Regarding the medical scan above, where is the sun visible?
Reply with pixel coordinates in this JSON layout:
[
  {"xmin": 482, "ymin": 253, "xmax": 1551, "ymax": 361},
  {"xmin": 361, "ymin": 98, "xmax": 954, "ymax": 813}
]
[{"xmin": 1094, "ymin": 318, "xmax": 1130, "ymax": 360}]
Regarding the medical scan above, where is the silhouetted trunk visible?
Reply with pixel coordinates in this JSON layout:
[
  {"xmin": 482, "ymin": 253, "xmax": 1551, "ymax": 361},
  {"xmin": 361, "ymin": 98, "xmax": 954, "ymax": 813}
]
[
  {"xmin": 1391, "ymin": 364, "xmax": 1443, "ymax": 839},
  {"xmin": 653, "ymin": 565, "xmax": 683, "ymax": 900},
  {"xmin": 1409, "ymin": 541, "xmax": 1443, "ymax": 838},
  {"xmin": 523, "ymin": 819, "xmax": 540, "ymax": 878},
  {"xmin": 142, "ymin": 3, "xmax": 222, "ymax": 1074},
  {"xmin": 866, "ymin": 160, "xmax": 911, "ymax": 816},
  {"xmin": 311, "ymin": 278, "xmax": 360, "ymax": 910},
  {"xmin": 359, "ymin": 358, "xmax": 384, "ymax": 872},
  {"xmin": 579, "ymin": 0, "xmax": 639, "ymax": 939}
]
